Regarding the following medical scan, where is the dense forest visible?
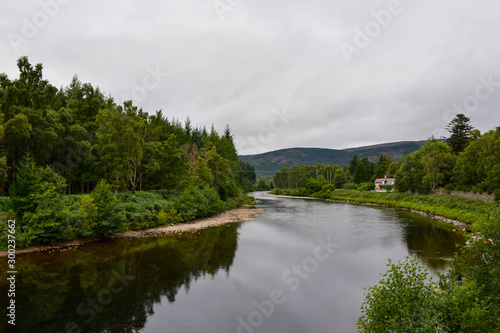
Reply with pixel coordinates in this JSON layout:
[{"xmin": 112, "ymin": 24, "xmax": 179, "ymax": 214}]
[
  {"xmin": 273, "ymin": 115, "xmax": 500, "ymax": 200},
  {"xmin": 0, "ymin": 57, "xmax": 256, "ymax": 248}
]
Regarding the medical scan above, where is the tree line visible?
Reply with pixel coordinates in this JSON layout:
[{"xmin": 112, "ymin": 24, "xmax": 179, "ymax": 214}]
[
  {"xmin": 0, "ymin": 56, "xmax": 259, "ymax": 197},
  {"xmin": 273, "ymin": 114, "xmax": 500, "ymax": 200},
  {"xmin": 0, "ymin": 56, "xmax": 257, "ymax": 247}
]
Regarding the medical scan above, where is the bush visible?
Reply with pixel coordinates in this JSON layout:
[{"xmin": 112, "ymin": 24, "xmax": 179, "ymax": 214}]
[
  {"xmin": 90, "ymin": 180, "xmax": 125, "ymax": 237},
  {"xmin": 444, "ymin": 183, "xmax": 456, "ymax": 192},
  {"xmin": 357, "ymin": 257, "xmax": 444, "ymax": 332},
  {"xmin": 322, "ymin": 184, "xmax": 336, "ymax": 192},
  {"xmin": 23, "ymin": 183, "xmax": 70, "ymax": 245},
  {"xmin": 158, "ymin": 208, "xmax": 182, "ymax": 225},
  {"xmin": 343, "ymin": 183, "xmax": 358, "ymax": 190},
  {"xmin": 175, "ymin": 185, "xmax": 225, "ymax": 221},
  {"xmin": 358, "ymin": 183, "xmax": 375, "ymax": 191},
  {"xmin": 380, "ymin": 184, "xmax": 393, "ymax": 192},
  {"xmin": 78, "ymin": 195, "xmax": 98, "ymax": 238},
  {"xmin": 305, "ymin": 178, "xmax": 325, "ymax": 194}
]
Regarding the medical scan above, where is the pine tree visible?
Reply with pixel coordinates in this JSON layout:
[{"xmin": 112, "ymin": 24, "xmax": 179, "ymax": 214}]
[{"xmin": 446, "ymin": 114, "xmax": 474, "ymax": 154}]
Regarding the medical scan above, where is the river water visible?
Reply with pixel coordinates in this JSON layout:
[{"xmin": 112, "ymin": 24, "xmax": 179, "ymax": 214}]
[{"xmin": 0, "ymin": 192, "xmax": 464, "ymax": 333}]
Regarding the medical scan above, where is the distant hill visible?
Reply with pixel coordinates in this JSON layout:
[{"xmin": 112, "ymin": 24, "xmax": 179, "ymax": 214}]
[{"xmin": 239, "ymin": 140, "xmax": 429, "ymax": 176}]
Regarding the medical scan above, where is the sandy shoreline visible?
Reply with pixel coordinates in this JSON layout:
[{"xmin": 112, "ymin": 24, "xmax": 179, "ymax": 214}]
[{"xmin": 0, "ymin": 205, "xmax": 264, "ymax": 257}]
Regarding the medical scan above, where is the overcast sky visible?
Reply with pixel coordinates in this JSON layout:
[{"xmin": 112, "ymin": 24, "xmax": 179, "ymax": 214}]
[{"xmin": 1, "ymin": 0, "xmax": 500, "ymax": 154}]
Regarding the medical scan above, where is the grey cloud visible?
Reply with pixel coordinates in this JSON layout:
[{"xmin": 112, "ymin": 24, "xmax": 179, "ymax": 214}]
[{"xmin": 1, "ymin": 0, "xmax": 499, "ymax": 154}]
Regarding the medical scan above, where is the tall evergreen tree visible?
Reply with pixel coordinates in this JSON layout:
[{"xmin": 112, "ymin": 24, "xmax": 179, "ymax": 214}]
[{"xmin": 446, "ymin": 113, "xmax": 474, "ymax": 154}]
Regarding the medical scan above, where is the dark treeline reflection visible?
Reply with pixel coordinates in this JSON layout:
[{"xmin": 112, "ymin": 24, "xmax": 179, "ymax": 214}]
[
  {"xmin": 394, "ymin": 210, "xmax": 465, "ymax": 270},
  {"xmin": 0, "ymin": 223, "xmax": 241, "ymax": 333}
]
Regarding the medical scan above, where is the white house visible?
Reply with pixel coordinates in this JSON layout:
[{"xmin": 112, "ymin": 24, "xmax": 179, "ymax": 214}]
[{"xmin": 374, "ymin": 176, "xmax": 395, "ymax": 192}]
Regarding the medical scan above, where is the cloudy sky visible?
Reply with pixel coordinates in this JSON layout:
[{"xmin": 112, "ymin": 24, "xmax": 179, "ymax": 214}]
[{"xmin": 1, "ymin": 0, "xmax": 500, "ymax": 154}]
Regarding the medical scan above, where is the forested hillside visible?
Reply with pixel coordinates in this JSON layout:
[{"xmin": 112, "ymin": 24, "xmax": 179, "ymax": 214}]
[
  {"xmin": 239, "ymin": 141, "xmax": 428, "ymax": 176},
  {"xmin": 0, "ymin": 57, "xmax": 256, "ymax": 248}
]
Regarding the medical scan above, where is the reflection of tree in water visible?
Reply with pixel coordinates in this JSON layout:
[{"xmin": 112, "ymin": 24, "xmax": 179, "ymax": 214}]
[
  {"xmin": 0, "ymin": 223, "xmax": 241, "ymax": 333},
  {"xmin": 395, "ymin": 211, "xmax": 465, "ymax": 271}
]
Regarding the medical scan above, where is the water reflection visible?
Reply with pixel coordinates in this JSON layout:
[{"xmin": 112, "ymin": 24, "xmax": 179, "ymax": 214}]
[
  {"xmin": 0, "ymin": 223, "xmax": 240, "ymax": 333},
  {"xmin": 393, "ymin": 210, "xmax": 464, "ymax": 270}
]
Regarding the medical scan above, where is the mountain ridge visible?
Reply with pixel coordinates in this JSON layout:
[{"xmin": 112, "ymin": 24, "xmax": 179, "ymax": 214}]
[{"xmin": 239, "ymin": 140, "xmax": 431, "ymax": 176}]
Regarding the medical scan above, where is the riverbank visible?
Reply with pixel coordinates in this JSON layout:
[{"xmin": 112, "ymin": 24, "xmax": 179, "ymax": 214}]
[
  {"xmin": 266, "ymin": 189, "xmax": 500, "ymax": 231},
  {"xmin": 0, "ymin": 204, "xmax": 264, "ymax": 257}
]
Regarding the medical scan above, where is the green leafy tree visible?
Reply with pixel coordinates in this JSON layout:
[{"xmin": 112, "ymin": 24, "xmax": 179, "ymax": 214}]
[
  {"xmin": 396, "ymin": 139, "xmax": 455, "ymax": 193},
  {"xmin": 90, "ymin": 179, "xmax": 124, "ymax": 237},
  {"xmin": 446, "ymin": 113, "xmax": 474, "ymax": 154},
  {"xmin": 357, "ymin": 257, "xmax": 444, "ymax": 332},
  {"xmin": 274, "ymin": 167, "xmax": 289, "ymax": 189},
  {"xmin": 238, "ymin": 160, "xmax": 256, "ymax": 192},
  {"xmin": 456, "ymin": 127, "xmax": 500, "ymax": 193},
  {"xmin": 3, "ymin": 112, "xmax": 32, "ymax": 180},
  {"xmin": 23, "ymin": 182, "xmax": 69, "ymax": 245},
  {"xmin": 348, "ymin": 153, "xmax": 359, "ymax": 175},
  {"xmin": 333, "ymin": 167, "xmax": 350, "ymax": 189},
  {"xmin": 96, "ymin": 102, "xmax": 147, "ymax": 193},
  {"xmin": 142, "ymin": 134, "xmax": 188, "ymax": 190},
  {"xmin": 9, "ymin": 154, "xmax": 68, "ymax": 245}
]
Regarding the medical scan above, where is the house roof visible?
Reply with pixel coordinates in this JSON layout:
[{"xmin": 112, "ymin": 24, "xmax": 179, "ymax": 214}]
[{"xmin": 374, "ymin": 178, "xmax": 395, "ymax": 183}]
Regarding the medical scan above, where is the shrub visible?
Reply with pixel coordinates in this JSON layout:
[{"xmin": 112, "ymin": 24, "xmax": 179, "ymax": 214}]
[
  {"xmin": 78, "ymin": 195, "xmax": 98, "ymax": 238},
  {"xmin": 158, "ymin": 208, "xmax": 182, "ymax": 225},
  {"xmin": 305, "ymin": 178, "xmax": 325, "ymax": 194},
  {"xmin": 90, "ymin": 180, "xmax": 125, "ymax": 237},
  {"xmin": 380, "ymin": 184, "xmax": 393, "ymax": 192},
  {"xmin": 444, "ymin": 183, "xmax": 456, "ymax": 192},
  {"xmin": 343, "ymin": 183, "xmax": 358, "ymax": 190},
  {"xmin": 23, "ymin": 183, "xmax": 70, "ymax": 245},
  {"xmin": 322, "ymin": 184, "xmax": 336, "ymax": 192},
  {"xmin": 358, "ymin": 183, "xmax": 375, "ymax": 191},
  {"xmin": 357, "ymin": 257, "xmax": 444, "ymax": 332}
]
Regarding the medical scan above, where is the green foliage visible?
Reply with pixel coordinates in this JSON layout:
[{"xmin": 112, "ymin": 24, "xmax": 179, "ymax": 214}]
[
  {"xmin": 439, "ymin": 280, "xmax": 496, "ymax": 332},
  {"xmin": 9, "ymin": 154, "xmax": 67, "ymax": 244},
  {"xmin": 321, "ymin": 184, "xmax": 336, "ymax": 192},
  {"xmin": 446, "ymin": 113, "xmax": 474, "ymax": 154},
  {"xmin": 380, "ymin": 184, "xmax": 393, "ymax": 191},
  {"xmin": 396, "ymin": 138, "xmax": 456, "ymax": 194},
  {"xmin": 238, "ymin": 160, "xmax": 257, "ymax": 192},
  {"xmin": 0, "ymin": 57, "xmax": 251, "ymax": 248},
  {"xmin": 23, "ymin": 182, "xmax": 70, "ymax": 245},
  {"xmin": 175, "ymin": 185, "xmax": 225, "ymax": 221},
  {"xmin": 358, "ymin": 249, "xmax": 500, "ymax": 332},
  {"xmin": 305, "ymin": 177, "xmax": 326, "ymax": 194},
  {"xmin": 343, "ymin": 182, "xmax": 358, "ymax": 190},
  {"xmin": 455, "ymin": 127, "xmax": 500, "ymax": 192},
  {"xmin": 90, "ymin": 179, "xmax": 124, "ymax": 237},
  {"xmin": 358, "ymin": 182, "xmax": 375, "ymax": 191},
  {"xmin": 158, "ymin": 208, "xmax": 182, "ymax": 226},
  {"xmin": 78, "ymin": 195, "xmax": 98, "ymax": 238},
  {"xmin": 357, "ymin": 257, "xmax": 443, "ymax": 332}
]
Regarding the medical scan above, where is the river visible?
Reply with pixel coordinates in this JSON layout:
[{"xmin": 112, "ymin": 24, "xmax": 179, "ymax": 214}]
[{"xmin": 0, "ymin": 192, "xmax": 464, "ymax": 333}]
